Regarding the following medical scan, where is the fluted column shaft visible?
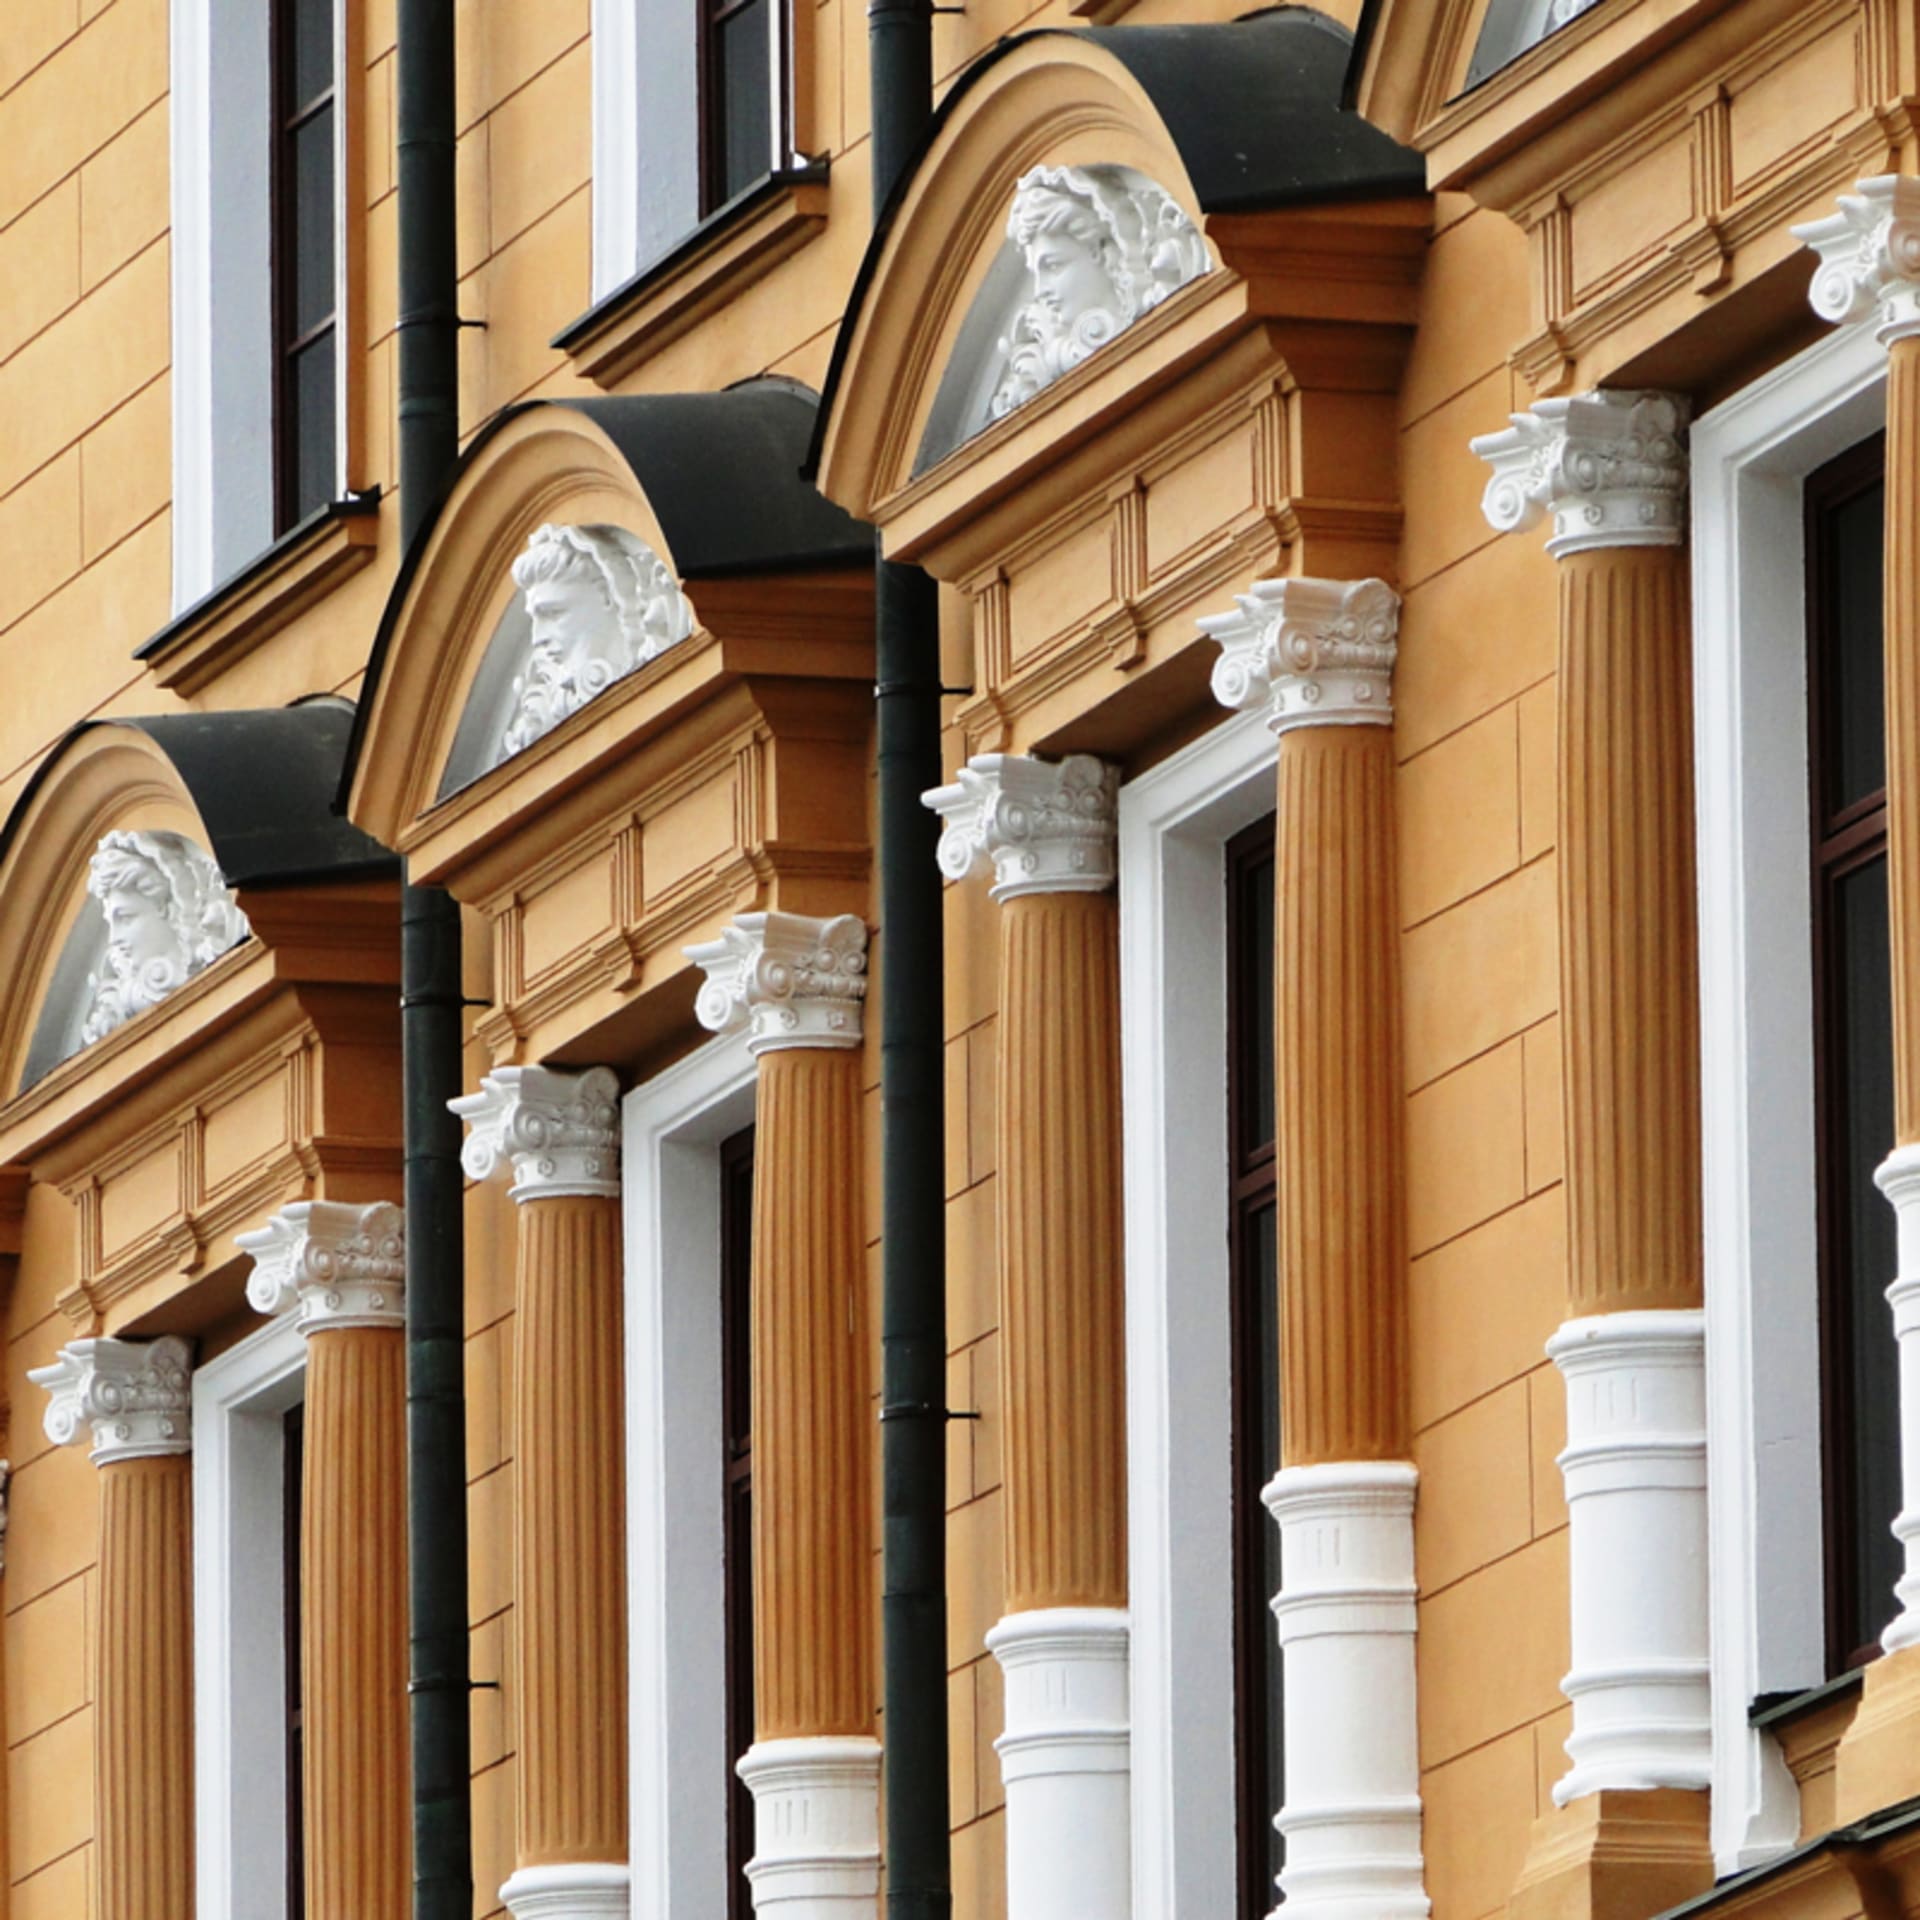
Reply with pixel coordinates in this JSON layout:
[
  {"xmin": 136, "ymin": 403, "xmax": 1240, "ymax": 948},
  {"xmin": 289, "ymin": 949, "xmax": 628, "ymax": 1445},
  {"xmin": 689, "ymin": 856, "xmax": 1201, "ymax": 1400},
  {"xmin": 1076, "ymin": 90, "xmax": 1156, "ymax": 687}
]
[{"xmin": 97, "ymin": 1455, "xmax": 195, "ymax": 1920}]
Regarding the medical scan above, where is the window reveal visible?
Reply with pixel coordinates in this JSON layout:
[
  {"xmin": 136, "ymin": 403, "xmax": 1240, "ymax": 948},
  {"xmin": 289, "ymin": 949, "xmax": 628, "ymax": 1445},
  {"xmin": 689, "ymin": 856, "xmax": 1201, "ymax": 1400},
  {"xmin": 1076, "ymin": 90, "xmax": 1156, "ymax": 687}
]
[
  {"xmin": 283, "ymin": 1399, "xmax": 308, "ymax": 1920},
  {"xmin": 721, "ymin": 1123, "xmax": 757, "ymax": 1918}
]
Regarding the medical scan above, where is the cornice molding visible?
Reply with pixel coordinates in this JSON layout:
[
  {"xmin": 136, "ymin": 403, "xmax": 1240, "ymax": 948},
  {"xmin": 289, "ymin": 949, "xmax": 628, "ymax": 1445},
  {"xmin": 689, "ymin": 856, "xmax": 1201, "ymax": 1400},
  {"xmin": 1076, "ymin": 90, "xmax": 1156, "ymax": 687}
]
[
  {"xmin": 1794, "ymin": 174, "xmax": 1920, "ymax": 347},
  {"xmin": 30, "ymin": 1334, "xmax": 194, "ymax": 1465},
  {"xmin": 922, "ymin": 754, "xmax": 1119, "ymax": 900},
  {"xmin": 1199, "ymin": 577, "xmax": 1400, "ymax": 735},
  {"xmin": 685, "ymin": 911, "xmax": 868, "ymax": 1054},
  {"xmin": 452, "ymin": 1065, "xmax": 622, "ymax": 1201},
  {"xmin": 1472, "ymin": 389, "xmax": 1689, "ymax": 557},
  {"xmin": 238, "ymin": 1199, "xmax": 406, "ymax": 1334}
]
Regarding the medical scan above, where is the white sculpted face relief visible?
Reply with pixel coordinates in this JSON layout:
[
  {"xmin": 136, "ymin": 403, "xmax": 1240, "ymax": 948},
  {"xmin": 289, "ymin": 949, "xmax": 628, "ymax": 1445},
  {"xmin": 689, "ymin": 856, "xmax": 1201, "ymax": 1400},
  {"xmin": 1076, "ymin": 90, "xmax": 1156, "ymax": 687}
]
[
  {"xmin": 79, "ymin": 830, "xmax": 250, "ymax": 1046},
  {"xmin": 495, "ymin": 523, "xmax": 695, "ymax": 764},
  {"xmin": 988, "ymin": 165, "xmax": 1209, "ymax": 421}
]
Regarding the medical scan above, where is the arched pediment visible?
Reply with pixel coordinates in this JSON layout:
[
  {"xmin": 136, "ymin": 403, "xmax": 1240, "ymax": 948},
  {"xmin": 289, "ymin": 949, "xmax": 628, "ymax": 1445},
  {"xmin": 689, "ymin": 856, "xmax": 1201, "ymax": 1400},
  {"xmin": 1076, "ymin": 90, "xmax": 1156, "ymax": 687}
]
[
  {"xmin": 813, "ymin": 10, "xmax": 1427, "ymax": 532},
  {"xmin": 345, "ymin": 384, "xmax": 873, "ymax": 863}
]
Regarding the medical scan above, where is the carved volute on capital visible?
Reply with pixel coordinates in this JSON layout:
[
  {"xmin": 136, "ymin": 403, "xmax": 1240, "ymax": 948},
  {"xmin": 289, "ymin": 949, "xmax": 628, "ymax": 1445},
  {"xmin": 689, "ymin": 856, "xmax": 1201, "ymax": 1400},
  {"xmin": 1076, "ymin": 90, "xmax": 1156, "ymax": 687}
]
[
  {"xmin": 451, "ymin": 1065, "xmax": 622, "ymax": 1202},
  {"xmin": 30, "ymin": 1335, "xmax": 193, "ymax": 1465},
  {"xmin": 1471, "ymin": 390, "xmax": 1689, "ymax": 557},
  {"xmin": 239, "ymin": 1200, "xmax": 406, "ymax": 1334},
  {"xmin": 686, "ymin": 912, "xmax": 868, "ymax": 1054},
  {"xmin": 922, "ymin": 754, "xmax": 1119, "ymax": 900},
  {"xmin": 1794, "ymin": 176, "xmax": 1920, "ymax": 345},
  {"xmin": 1200, "ymin": 577, "xmax": 1400, "ymax": 734}
]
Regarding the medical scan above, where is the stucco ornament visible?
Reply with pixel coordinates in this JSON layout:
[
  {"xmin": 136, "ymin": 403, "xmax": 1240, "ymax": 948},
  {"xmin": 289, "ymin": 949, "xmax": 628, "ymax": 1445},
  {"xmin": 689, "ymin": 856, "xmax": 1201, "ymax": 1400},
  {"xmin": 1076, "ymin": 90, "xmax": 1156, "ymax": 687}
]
[
  {"xmin": 451, "ymin": 1064, "xmax": 622, "ymax": 1201},
  {"xmin": 1200, "ymin": 577, "xmax": 1400, "ymax": 735},
  {"xmin": 922, "ymin": 754, "xmax": 1118, "ymax": 900},
  {"xmin": 79, "ymin": 829, "xmax": 250, "ymax": 1047},
  {"xmin": 686, "ymin": 911, "xmax": 868, "ymax": 1054},
  {"xmin": 988, "ymin": 165, "xmax": 1209, "ymax": 420},
  {"xmin": 495, "ymin": 523, "xmax": 695, "ymax": 764},
  {"xmin": 239, "ymin": 1199, "xmax": 407, "ymax": 1334},
  {"xmin": 1470, "ymin": 389, "xmax": 1689, "ymax": 557},
  {"xmin": 30, "ymin": 1335, "xmax": 194, "ymax": 1466},
  {"xmin": 1793, "ymin": 175, "xmax": 1920, "ymax": 344}
]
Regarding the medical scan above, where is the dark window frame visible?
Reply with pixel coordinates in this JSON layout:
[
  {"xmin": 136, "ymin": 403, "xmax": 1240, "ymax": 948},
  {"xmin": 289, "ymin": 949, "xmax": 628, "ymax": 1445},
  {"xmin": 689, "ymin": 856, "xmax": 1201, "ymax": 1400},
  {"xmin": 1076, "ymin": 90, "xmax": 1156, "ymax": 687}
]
[
  {"xmin": 283, "ymin": 1399, "xmax": 307, "ymax": 1920},
  {"xmin": 720, "ymin": 1123, "xmax": 757, "ymax": 1920},
  {"xmin": 697, "ymin": 0, "xmax": 789, "ymax": 218}
]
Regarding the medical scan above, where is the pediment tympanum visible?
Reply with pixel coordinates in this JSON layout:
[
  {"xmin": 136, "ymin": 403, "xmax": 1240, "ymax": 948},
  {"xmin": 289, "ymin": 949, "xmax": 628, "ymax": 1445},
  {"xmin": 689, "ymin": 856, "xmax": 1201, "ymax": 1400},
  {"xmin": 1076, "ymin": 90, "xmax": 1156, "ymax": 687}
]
[
  {"xmin": 813, "ymin": 10, "xmax": 1426, "ymax": 761},
  {"xmin": 0, "ymin": 707, "xmax": 404, "ymax": 1334},
  {"xmin": 344, "ymin": 385, "xmax": 876, "ymax": 1070},
  {"xmin": 1351, "ymin": 0, "xmax": 1903, "ymax": 395}
]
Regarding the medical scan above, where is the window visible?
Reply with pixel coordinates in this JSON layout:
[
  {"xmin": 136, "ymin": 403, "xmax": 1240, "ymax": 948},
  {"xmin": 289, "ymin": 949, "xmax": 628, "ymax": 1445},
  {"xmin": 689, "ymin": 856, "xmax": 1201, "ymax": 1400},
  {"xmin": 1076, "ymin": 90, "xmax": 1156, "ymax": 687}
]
[
  {"xmin": 1806, "ymin": 435, "xmax": 1899, "ymax": 1677},
  {"xmin": 720, "ymin": 1124, "xmax": 757, "ymax": 1920},
  {"xmin": 701, "ymin": 0, "xmax": 783, "ymax": 215}
]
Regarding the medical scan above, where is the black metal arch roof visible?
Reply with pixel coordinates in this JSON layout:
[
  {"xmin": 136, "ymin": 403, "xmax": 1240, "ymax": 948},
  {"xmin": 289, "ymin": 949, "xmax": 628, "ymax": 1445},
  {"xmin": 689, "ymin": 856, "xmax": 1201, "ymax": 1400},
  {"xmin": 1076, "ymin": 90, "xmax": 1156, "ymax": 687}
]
[
  {"xmin": 807, "ymin": 6, "xmax": 1427, "ymax": 474},
  {"xmin": 0, "ymin": 702, "xmax": 396, "ymax": 891},
  {"xmin": 339, "ymin": 380, "xmax": 872, "ymax": 807}
]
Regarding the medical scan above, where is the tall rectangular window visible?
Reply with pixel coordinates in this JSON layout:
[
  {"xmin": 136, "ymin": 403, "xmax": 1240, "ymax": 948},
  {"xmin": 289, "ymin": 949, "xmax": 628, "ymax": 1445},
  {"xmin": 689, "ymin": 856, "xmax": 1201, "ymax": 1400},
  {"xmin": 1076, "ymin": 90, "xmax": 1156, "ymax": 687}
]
[
  {"xmin": 1227, "ymin": 815, "xmax": 1282, "ymax": 1917},
  {"xmin": 1807, "ymin": 433, "xmax": 1899, "ymax": 1676},
  {"xmin": 699, "ymin": 0, "xmax": 784, "ymax": 214},
  {"xmin": 721, "ymin": 1124, "xmax": 757, "ymax": 1919}
]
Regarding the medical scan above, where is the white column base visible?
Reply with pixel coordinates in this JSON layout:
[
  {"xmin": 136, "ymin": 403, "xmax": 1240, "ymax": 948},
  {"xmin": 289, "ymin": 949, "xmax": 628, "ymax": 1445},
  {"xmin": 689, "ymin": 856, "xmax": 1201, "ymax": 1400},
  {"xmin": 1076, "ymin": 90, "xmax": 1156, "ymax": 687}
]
[
  {"xmin": 1547, "ymin": 1310, "xmax": 1710, "ymax": 1802},
  {"xmin": 737, "ymin": 1735, "xmax": 882, "ymax": 1913},
  {"xmin": 987, "ymin": 1606, "xmax": 1132, "ymax": 1920},
  {"xmin": 1264, "ymin": 1461, "xmax": 1428, "ymax": 1920},
  {"xmin": 501, "ymin": 1863, "xmax": 631, "ymax": 1919},
  {"xmin": 1878, "ymin": 1146, "xmax": 1920, "ymax": 1653}
]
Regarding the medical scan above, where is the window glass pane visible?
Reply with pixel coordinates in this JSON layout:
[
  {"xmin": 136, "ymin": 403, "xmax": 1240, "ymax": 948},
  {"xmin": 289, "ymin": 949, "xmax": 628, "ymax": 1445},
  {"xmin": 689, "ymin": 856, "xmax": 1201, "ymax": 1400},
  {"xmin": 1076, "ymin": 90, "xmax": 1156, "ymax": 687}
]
[
  {"xmin": 289, "ymin": 0, "xmax": 334, "ymax": 113},
  {"xmin": 1236, "ymin": 844, "xmax": 1275, "ymax": 1154},
  {"xmin": 1821, "ymin": 479, "xmax": 1887, "ymax": 818},
  {"xmin": 717, "ymin": 0, "xmax": 773, "ymax": 204},
  {"xmin": 287, "ymin": 333, "xmax": 337, "ymax": 523},
  {"xmin": 290, "ymin": 106, "xmax": 337, "ymax": 342}
]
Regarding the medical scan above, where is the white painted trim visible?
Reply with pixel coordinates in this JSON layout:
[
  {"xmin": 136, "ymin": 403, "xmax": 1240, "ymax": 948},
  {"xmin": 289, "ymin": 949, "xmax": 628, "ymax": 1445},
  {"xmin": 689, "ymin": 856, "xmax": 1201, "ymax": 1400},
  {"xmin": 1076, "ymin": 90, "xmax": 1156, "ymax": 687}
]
[
  {"xmin": 623, "ymin": 1036, "xmax": 757, "ymax": 1920},
  {"xmin": 192, "ymin": 1311, "xmax": 306, "ymax": 1920},
  {"xmin": 502, "ymin": 1863, "xmax": 632, "ymax": 1917},
  {"xmin": 590, "ymin": 0, "xmax": 644, "ymax": 300},
  {"xmin": 1117, "ymin": 704, "xmax": 1275, "ymax": 1917},
  {"xmin": 1690, "ymin": 319, "xmax": 1887, "ymax": 1873}
]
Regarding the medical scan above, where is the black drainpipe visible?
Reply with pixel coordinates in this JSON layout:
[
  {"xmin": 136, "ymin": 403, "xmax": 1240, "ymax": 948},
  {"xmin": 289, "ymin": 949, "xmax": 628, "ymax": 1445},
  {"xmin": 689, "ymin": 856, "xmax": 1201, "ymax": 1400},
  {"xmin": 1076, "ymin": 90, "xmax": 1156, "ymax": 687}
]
[
  {"xmin": 395, "ymin": 2, "xmax": 473, "ymax": 1917},
  {"xmin": 866, "ymin": 1, "xmax": 951, "ymax": 1915}
]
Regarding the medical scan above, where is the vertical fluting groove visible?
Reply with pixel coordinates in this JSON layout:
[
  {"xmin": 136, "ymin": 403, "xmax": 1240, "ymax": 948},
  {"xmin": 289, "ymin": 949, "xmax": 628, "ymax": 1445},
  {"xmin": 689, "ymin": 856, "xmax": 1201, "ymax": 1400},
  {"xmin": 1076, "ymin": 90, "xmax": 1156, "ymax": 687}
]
[
  {"xmin": 751, "ymin": 1047, "xmax": 876, "ymax": 1738},
  {"xmin": 1275, "ymin": 727, "xmax": 1408, "ymax": 1465},
  {"xmin": 513, "ymin": 1195, "xmax": 629, "ymax": 1865},
  {"xmin": 304, "ymin": 1328, "xmax": 412, "ymax": 1917},
  {"xmin": 997, "ymin": 890, "xmax": 1128, "ymax": 1613},
  {"xmin": 1557, "ymin": 546, "xmax": 1703, "ymax": 1314},
  {"xmin": 1889, "ymin": 341, "xmax": 1920, "ymax": 1147},
  {"xmin": 96, "ymin": 1456, "xmax": 194, "ymax": 1920}
]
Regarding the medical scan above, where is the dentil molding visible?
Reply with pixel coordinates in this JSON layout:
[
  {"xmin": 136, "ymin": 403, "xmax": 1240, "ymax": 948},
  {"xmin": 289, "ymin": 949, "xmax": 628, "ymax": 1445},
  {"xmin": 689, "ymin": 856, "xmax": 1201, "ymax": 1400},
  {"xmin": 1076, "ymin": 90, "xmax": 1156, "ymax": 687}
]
[
  {"xmin": 31, "ymin": 1334, "xmax": 194, "ymax": 1465},
  {"xmin": 238, "ymin": 1199, "xmax": 406, "ymax": 1334},
  {"xmin": 452, "ymin": 1064, "xmax": 622, "ymax": 1201},
  {"xmin": 685, "ymin": 911, "xmax": 868, "ymax": 1054},
  {"xmin": 1472, "ymin": 390, "xmax": 1689, "ymax": 556},
  {"xmin": 1199, "ymin": 577, "xmax": 1399, "ymax": 735},
  {"xmin": 1876, "ymin": 1142, "xmax": 1920, "ymax": 1654},
  {"xmin": 922, "ymin": 753, "xmax": 1118, "ymax": 900},
  {"xmin": 1794, "ymin": 176, "xmax": 1920, "ymax": 347}
]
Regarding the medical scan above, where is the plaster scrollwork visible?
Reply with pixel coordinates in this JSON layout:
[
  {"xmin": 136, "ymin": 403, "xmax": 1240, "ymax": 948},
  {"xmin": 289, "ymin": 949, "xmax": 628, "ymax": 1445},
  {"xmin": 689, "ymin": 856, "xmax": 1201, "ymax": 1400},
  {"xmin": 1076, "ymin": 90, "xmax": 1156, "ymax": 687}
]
[
  {"xmin": 494, "ymin": 523, "xmax": 695, "ymax": 766},
  {"xmin": 238, "ymin": 1199, "xmax": 406, "ymax": 1334},
  {"xmin": 922, "ymin": 753, "xmax": 1119, "ymax": 900},
  {"xmin": 1470, "ymin": 389, "xmax": 1689, "ymax": 556},
  {"xmin": 79, "ymin": 829, "xmax": 250, "ymax": 1047},
  {"xmin": 1199, "ymin": 577, "xmax": 1400, "ymax": 736},
  {"xmin": 30, "ymin": 1335, "xmax": 194, "ymax": 1465},
  {"xmin": 685, "ymin": 912, "xmax": 868, "ymax": 1054},
  {"xmin": 451, "ymin": 1064, "xmax": 622, "ymax": 1202},
  {"xmin": 1793, "ymin": 175, "xmax": 1920, "ymax": 345},
  {"xmin": 988, "ymin": 165, "xmax": 1210, "ymax": 420}
]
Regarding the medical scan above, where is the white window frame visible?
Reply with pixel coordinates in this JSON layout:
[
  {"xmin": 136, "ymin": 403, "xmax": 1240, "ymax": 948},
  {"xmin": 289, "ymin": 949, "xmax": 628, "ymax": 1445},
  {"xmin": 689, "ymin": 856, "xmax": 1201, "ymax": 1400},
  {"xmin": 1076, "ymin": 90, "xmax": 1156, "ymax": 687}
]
[
  {"xmin": 1118, "ymin": 703, "xmax": 1273, "ymax": 1915},
  {"xmin": 1691, "ymin": 319, "xmax": 1888, "ymax": 1874},
  {"xmin": 623, "ymin": 1035, "xmax": 757, "ymax": 1915},
  {"xmin": 192, "ymin": 1311, "xmax": 307, "ymax": 1918}
]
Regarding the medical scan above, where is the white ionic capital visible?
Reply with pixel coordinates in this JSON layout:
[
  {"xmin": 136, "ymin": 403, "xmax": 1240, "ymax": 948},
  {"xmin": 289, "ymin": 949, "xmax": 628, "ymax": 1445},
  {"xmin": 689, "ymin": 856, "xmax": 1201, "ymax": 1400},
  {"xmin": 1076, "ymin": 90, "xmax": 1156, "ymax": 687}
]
[
  {"xmin": 922, "ymin": 754, "xmax": 1118, "ymax": 900},
  {"xmin": 1199, "ymin": 577, "xmax": 1399, "ymax": 736},
  {"xmin": 1794, "ymin": 176, "xmax": 1920, "ymax": 346},
  {"xmin": 30, "ymin": 1335, "xmax": 193, "ymax": 1465},
  {"xmin": 1471, "ymin": 390, "xmax": 1689, "ymax": 557},
  {"xmin": 499, "ymin": 1862, "xmax": 631, "ymax": 1919},
  {"xmin": 736, "ymin": 1735, "xmax": 882, "ymax": 1913},
  {"xmin": 238, "ymin": 1199, "xmax": 405, "ymax": 1334},
  {"xmin": 1546, "ymin": 1310, "xmax": 1709, "ymax": 1802},
  {"xmin": 986, "ymin": 1608, "xmax": 1132, "ymax": 1920},
  {"xmin": 1263, "ymin": 1461, "xmax": 1428, "ymax": 1920},
  {"xmin": 1875, "ymin": 1144, "xmax": 1920, "ymax": 1652},
  {"xmin": 685, "ymin": 912, "xmax": 868, "ymax": 1055},
  {"xmin": 451, "ymin": 1065, "xmax": 621, "ymax": 1201}
]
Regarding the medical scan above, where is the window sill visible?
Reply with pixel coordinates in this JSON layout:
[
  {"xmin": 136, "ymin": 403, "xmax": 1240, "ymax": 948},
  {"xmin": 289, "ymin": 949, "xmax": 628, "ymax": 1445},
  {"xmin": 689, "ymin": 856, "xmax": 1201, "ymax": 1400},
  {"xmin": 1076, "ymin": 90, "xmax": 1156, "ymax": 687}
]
[
  {"xmin": 554, "ymin": 166, "xmax": 830, "ymax": 389},
  {"xmin": 137, "ymin": 493, "xmax": 382, "ymax": 697}
]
